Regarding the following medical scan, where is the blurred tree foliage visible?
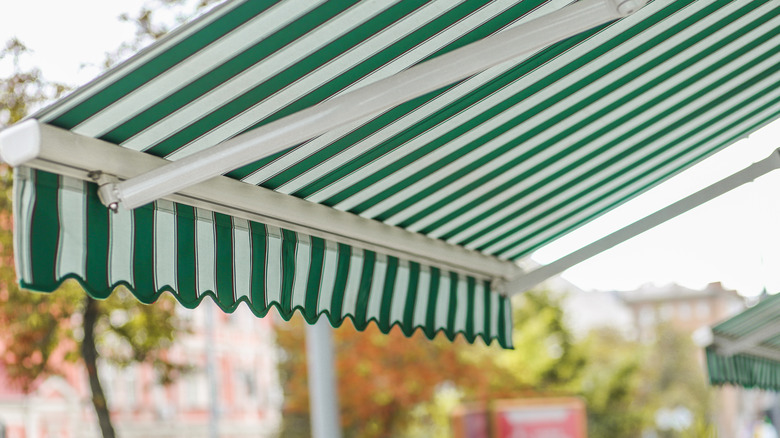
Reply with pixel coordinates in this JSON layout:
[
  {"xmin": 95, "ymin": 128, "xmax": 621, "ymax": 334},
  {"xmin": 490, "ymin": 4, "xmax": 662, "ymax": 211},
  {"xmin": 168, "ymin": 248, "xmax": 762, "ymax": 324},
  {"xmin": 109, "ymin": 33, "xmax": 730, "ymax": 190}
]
[
  {"xmin": 276, "ymin": 289, "xmax": 716, "ymax": 438},
  {"xmin": 0, "ymin": 2, "xmax": 220, "ymax": 436}
]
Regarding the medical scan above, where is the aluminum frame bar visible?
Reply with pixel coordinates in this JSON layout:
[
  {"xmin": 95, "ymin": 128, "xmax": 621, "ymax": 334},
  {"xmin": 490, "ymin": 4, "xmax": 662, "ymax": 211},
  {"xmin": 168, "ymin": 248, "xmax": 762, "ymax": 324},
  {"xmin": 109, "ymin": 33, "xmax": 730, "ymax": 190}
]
[
  {"xmin": 506, "ymin": 148, "xmax": 780, "ymax": 294},
  {"xmin": 305, "ymin": 320, "xmax": 343, "ymax": 438},
  {"xmin": 101, "ymin": 0, "xmax": 645, "ymax": 210},
  {"xmin": 0, "ymin": 120, "xmax": 520, "ymax": 281}
]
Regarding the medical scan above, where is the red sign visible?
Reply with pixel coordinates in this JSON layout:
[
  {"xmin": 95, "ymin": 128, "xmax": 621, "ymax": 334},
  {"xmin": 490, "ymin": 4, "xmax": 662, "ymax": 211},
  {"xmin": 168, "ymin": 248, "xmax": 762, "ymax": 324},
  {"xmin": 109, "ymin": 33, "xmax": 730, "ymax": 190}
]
[
  {"xmin": 493, "ymin": 398, "xmax": 586, "ymax": 438},
  {"xmin": 452, "ymin": 404, "xmax": 490, "ymax": 438}
]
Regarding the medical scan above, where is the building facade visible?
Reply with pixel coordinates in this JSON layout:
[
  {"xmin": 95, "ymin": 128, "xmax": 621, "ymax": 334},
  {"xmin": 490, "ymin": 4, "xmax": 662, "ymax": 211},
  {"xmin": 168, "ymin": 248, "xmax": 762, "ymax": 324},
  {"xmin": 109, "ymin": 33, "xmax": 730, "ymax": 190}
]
[{"xmin": 0, "ymin": 301, "xmax": 283, "ymax": 438}]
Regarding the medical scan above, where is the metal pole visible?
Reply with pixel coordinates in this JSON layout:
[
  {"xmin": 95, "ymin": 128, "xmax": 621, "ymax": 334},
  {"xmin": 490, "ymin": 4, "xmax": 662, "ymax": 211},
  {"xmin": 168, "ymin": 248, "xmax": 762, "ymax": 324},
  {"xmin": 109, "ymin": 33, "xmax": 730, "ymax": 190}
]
[
  {"xmin": 506, "ymin": 148, "xmax": 780, "ymax": 294},
  {"xmin": 305, "ymin": 319, "xmax": 342, "ymax": 438},
  {"xmin": 205, "ymin": 303, "xmax": 219, "ymax": 438}
]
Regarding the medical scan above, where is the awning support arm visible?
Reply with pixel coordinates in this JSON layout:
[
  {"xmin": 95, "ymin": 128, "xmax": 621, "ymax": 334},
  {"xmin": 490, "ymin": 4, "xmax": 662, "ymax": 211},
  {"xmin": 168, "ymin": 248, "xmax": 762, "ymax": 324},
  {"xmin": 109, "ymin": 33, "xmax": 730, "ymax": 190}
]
[
  {"xmin": 93, "ymin": 0, "xmax": 644, "ymax": 210},
  {"xmin": 0, "ymin": 121, "xmax": 521, "ymax": 281},
  {"xmin": 506, "ymin": 148, "xmax": 780, "ymax": 295}
]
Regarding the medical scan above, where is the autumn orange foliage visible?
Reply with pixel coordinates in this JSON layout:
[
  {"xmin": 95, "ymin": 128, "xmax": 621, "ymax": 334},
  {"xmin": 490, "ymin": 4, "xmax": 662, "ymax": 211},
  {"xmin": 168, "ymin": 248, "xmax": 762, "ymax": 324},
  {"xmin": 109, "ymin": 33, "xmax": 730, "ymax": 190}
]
[{"xmin": 276, "ymin": 315, "xmax": 523, "ymax": 438}]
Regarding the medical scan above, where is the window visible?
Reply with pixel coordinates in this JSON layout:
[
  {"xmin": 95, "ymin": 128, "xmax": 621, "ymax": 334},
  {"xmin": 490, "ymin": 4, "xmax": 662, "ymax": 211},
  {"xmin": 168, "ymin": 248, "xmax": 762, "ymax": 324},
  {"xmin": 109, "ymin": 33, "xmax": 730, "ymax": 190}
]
[
  {"xmin": 678, "ymin": 302, "xmax": 692, "ymax": 320},
  {"xmin": 695, "ymin": 301, "xmax": 710, "ymax": 319}
]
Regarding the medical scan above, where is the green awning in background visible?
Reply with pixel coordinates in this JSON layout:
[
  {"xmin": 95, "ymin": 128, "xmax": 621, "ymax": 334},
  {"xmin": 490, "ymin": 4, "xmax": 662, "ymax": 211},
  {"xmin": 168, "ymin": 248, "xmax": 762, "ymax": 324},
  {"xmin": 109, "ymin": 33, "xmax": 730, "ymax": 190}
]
[
  {"xmin": 10, "ymin": 0, "xmax": 780, "ymax": 348},
  {"xmin": 707, "ymin": 293, "xmax": 780, "ymax": 391}
]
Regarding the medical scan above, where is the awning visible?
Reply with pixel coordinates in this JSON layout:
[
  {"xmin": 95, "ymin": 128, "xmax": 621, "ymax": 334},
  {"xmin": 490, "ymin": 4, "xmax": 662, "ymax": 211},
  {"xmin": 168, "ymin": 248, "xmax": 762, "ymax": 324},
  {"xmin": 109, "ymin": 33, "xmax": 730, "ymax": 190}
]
[
  {"xmin": 706, "ymin": 293, "xmax": 780, "ymax": 391},
  {"xmin": 3, "ymin": 0, "xmax": 780, "ymax": 349}
]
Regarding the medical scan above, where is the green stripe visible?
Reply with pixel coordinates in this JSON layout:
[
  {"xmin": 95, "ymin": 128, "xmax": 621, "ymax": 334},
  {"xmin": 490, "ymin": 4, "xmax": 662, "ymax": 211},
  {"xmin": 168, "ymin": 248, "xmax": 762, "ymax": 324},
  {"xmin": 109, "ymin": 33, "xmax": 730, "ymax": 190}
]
[
  {"xmin": 507, "ymin": 100, "xmax": 780, "ymax": 259},
  {"xmin": 459, "ymin": 13, "xmax": 779, "ymax": 248},
  {"xmin": 707, "ymin": 348, "xmax": 780, "ymax": 391},
  {"xmin": 132, "ymin": 205, "xmax": 156, "ymax": 303},
  {"xmin": 49, "ymin": 1, "xmax": 280, "ymax": 129},
  {"xmin": 402, "ymin": 262, "xmax": 421, "ymax": 336},
  {"xmin": 491, "ymin": 72, "xmax": 780, "ymax": 256},
  {"xmin": 175, "ymin": 204, "xmax": 197, "ymax": 303},
  {"xmin": 446, "ymin": 272, "xmax": 459, "ymax": 340},
  {"xmin": 305, "ymin": 31, "xmax": 593, "ymax": 204},
  {"xmin": 249, "ymin": 221, "xmax": 267, "ymax": 308},
  {"xmin": 146, "ymin": 0, "xmax": 425, "ymax": 157},
  {"xmin": 85, "ymin": 182, "xmax": 110, "ymax": 297},
  {"xmin": 233, "ymin": 0, "xmax": 547, "ymax": 183},
  {"xmin": 328, "ymin": 243, "xmax": 351, "ymax": 325},
  {"xmin": 29, "ymin": 170, "xmax": 60, "ymax": 290},
  {"xmin": 424, "ymin": 267, "xmax": 441, "ymax": 339},
  {"xmin": 304, "ymin": 236, "xmax": 326, "ymax": 321},
  {"xmin": 353, "ymin": 250, "xmax": 377, "ymax": 330},
  {"xmin": 465, "ymin": 277, "xmax": 476, "ymax": 342},
  {"xmin": 468, "ymin": 53, "xmax": 780, "ymax": 251},
  {"xmin": 407, "ymin": 4, "xmax": 777, "ymax": 231},
  {"xmin": 335, "ymin": 0, "xmax": 693, "ymax": 213},
  {"xmin": 103, "ymin": 1, "xmax": 356, "ymax": 149},
  {"xmin": 378, "ymin": 256, "xmax": 399, "ymax": 332},
  {"xmin": 214, "ymin": 212, "xmax": 235, "ymax": 309},
  {"xmin": 279, "ymin": 229, "xmax": 298, "ymax": 318}
]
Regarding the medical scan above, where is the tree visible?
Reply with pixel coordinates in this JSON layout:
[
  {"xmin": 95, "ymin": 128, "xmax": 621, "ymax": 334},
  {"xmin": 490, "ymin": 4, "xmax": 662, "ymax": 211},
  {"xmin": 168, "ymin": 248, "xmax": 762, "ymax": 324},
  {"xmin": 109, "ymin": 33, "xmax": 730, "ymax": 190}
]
[
  {"xmin": 275, "ymin": 289, "xmax": 588, "ymax": 438},
  {"xmin": 0, "ymin": 3, "xmax": 218, "ymax": 434}
]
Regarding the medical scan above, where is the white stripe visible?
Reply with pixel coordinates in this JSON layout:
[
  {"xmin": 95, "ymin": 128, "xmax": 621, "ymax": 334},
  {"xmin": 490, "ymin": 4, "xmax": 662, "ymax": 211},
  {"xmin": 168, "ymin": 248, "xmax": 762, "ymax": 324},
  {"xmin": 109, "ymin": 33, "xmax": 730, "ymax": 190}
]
[
  {"xmin": 307, "ymin": 0, "xmax": 673, "ymax": 206},
  {"xmin": 366, "ymin": 253, "xmax": 388, "ymax": 324},
  {"xmin": 57, "ymin": 177, "xmax": 86, "ymax": 278},
  {"xmin": 317, "ymin": 240, "xmax": 339, "ymax": 315},
  {"xmin": 434, "ymin": 272, "xmax": 451, "ymax": 333},
  {"xmin": 165, "ymin": 1, "xmax": 514, "ymax": 160},
  {"xmin": 233, "ymin": 217, "xmax": 252, "ymax": 302},
  {"xmin": 265, "ymin": 225, "xmax": 283, "ymax": 306},
  {"xmin": 503, "ymin": 300, "xmax": 513, "ymax": 346},
  {"xmin": 390, "ymin": 260, "xmax": 410, "ymax": 327},
  {"xmin": 453, "ymin": 277, "xmax": 469, "ymax": 335},
  {"xmin": 473, "ymin": 282, "xmax": 487, "ymax": 338},
  {"xmin": 341, "ymin": 247, "xmax": 365, "ymax": 319},
  {"xmin": 476, "ymin": 60, "xmax": 780, "ymax": 253},
  {"xmin": 253, "ymin": 0, "xmax": 565, "ymax": 188},
  {"xmin": 128, "ymin": 0, "xmax": 397, "ymax": 154},
  {"xmin": 153, "ymin": 200, "xmax": 177, "ymax": 291},
  {"xmin": 13, "ymin": 167, "xmax": 34, "ymax": 283},
  {"xmin": 490, "ymin": 290, "xmax": 500, "ymax": 340},
  {"xmin": 74, "ymin": 0, "xmax": 323, "ymax": 138},
  {"xmin": 109, "ymin": 204, "xmax": 134, "ymax": 288},
  {"xmin": 195, "ymin": 208, "xmax": 217, "ymax": 296},
  {"xmin": 399, "ymin": 4, "xmax": 780, "ymax": 233},
  {"xmin": 292, "ymin": 233, "xmax": 311, "ymax": 311},
  {"xmin": 412, "ymin": 266, "xmax": 431, "ymax": 330},
  {"xmin": 464, "ymin": 55, "xmax": 780, "ymax": 250},
  {"xmin": 37, "ymin": 0, "xmax": 245, "ymax": 122},
  {"xmin": 298, "ymin": 0, "xmax": 604, "ymax": 202},
  {"xmin": 504, "ymin": 89, "xmax": 780, "ymax": 259},
  {"xmin": 351, "ymin": 0, "xmax": 753, "ymax": 220}
]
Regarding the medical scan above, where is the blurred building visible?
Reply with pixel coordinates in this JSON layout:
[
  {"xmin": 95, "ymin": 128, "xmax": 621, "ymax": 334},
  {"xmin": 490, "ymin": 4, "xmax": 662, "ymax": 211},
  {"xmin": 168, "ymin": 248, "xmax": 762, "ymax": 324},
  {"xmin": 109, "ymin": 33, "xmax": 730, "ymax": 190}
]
[
  {"xmin": 0, "ymin": 301, "xmax": 283, "ymax": 438},
  {"xmin": 616, "ymin": 282, "xmax": 769, "ymax": 438}
]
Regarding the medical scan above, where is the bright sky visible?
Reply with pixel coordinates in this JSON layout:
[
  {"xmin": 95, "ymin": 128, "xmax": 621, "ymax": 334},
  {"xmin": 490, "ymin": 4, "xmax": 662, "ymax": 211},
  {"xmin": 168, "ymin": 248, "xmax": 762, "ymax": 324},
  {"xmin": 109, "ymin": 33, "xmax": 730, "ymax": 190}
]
[{"xmin": 3, "ymin": 1, "xmax": 780, "ymax": 297}]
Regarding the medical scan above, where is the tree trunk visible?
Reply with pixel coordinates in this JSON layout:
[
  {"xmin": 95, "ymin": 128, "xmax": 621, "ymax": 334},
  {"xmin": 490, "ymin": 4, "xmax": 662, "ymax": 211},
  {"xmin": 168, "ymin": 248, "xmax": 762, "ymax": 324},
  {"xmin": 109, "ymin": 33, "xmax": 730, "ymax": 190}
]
[{"xmin": 82, "ymin": 295, "xmax": 117, "ymax": 438}]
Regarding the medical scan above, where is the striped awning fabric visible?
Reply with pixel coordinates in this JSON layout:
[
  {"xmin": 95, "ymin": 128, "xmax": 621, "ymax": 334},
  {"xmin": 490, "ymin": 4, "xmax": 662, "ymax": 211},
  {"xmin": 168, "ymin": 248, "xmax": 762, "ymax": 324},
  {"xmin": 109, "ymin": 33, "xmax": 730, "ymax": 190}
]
[
  {"xmin": 12, "ymin": 0, "xmax": 780, "ymax": 348},
  {"xmin": 707, "ymin": 293, "xmax": 780, "ymax": 390}
]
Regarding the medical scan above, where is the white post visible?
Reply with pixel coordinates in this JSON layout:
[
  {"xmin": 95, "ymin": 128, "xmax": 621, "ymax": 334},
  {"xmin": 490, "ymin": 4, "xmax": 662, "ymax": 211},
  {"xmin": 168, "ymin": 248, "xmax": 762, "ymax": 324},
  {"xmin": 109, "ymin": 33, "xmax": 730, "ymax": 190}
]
[{"xmin": 305, "ymin": 320, "xmax": 342, "ymax": 438}]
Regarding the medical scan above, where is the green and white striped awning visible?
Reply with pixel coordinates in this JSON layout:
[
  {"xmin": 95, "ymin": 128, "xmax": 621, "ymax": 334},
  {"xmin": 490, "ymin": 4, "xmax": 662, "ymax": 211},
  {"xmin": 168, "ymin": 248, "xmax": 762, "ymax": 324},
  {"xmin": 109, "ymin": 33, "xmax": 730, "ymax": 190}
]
[
  {"xmin": 10, "ymin": 0, "xmax": 780, "ymax": 348},
  {"xmin": 706, "ymin": 293, "xmax": 780, "ymax": 391}
]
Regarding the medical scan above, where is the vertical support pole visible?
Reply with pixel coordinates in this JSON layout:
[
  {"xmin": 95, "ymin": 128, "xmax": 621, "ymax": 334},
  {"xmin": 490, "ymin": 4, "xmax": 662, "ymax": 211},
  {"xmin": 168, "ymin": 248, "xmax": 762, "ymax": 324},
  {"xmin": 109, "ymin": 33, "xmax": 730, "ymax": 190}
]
[
  {"xmin": 305, "ymin": 319, "xmax": 342, "ymax": 438},
  {"xmin": 205, "ymin": 303, "xmax": 219, "ymax": 438}
]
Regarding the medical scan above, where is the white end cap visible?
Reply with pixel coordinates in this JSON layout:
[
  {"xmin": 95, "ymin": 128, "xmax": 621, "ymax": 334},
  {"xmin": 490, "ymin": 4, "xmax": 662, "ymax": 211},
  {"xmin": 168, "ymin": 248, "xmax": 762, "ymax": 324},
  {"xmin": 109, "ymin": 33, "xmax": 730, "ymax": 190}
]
[
  {"xmin": 610, "ymin": 0, "xmax": 648, "ymax": 17},
  {"xmin": 0, "ymin": 119, "xmax": 42, "ymax": 166}
]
